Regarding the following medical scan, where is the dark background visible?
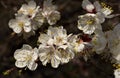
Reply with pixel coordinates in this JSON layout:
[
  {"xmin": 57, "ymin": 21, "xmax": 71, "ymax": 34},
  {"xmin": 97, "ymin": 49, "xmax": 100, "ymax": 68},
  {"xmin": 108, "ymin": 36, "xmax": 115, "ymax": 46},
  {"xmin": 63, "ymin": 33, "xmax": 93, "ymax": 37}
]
[{"xmin": 0, "ymin": 0, "xmax": 120, "ymax": 78}]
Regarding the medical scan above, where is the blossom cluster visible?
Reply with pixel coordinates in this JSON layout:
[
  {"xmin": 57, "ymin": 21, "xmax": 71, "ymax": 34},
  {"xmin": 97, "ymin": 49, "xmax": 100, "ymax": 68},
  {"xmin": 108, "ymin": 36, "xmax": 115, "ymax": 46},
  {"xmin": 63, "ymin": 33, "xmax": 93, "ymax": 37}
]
[
  {"xmin": 9, "ymin": 0, "xmax": 60, "ymax": 37},
  {"xmin": 7, "ymin": 0, "xmax": 120, "ymax": 77}
]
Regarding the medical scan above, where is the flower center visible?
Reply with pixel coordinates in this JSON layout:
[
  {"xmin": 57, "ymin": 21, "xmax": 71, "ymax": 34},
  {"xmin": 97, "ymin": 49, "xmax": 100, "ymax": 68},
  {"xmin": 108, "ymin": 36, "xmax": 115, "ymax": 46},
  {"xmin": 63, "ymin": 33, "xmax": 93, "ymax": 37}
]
[
  {"xmin": 29, "ymin": 9, "xmax": 34, "ymax": 15},
  {"xmin": 18, "ymin": 22, "xmax": 24, "ymax": 27},
  {"xmin": 56, "ymin": 37, "xmax": 63, "ymax": 43},
  {"xmin": 25, "ymin": 55, "xmax": 32, "ymax": 61},
  {"xmin": 86, "ymin": 20, "xmax": 95, "ymax": 25}
]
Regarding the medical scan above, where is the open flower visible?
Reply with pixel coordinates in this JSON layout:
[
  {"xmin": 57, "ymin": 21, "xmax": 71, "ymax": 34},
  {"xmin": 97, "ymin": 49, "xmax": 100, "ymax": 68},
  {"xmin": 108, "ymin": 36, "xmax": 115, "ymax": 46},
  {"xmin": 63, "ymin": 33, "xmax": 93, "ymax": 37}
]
[
  {"xmin": 9, "ymin": 15, "xmax": 31, "ymax": 33},
  {"xmin": 38, "ymin": 26, "xmax": 75, "ymax": 68},
  {"xmin": 39, "ymin": 45, "xmax": 61, "ymax": 68},
  {"xmin": 14, "ymin": 44, "xmax": 38, "ymax": 71},
  {"xmin": 82, "ymin": 0, "xmax": 118, "ymax": 19},
  {"xmin": 41, "ymin": 0, "xmax": 60, "ymax": 25},
  {"xmin": 17, "ymin": 1, "xmax": 40, "ymax": 19},
  {"xmin": 38, "ymin": 44, "xmax": 74, "ymax": 68},
  {"xmin": 105, "ymin": 24, "xmax": 120, "ymax": 62},
  {"xmin": 58, "ymin": 48, "xmax": 74, "ymax": 64},
  {"xmin": 77, "ymin": 13, "xmax": 102, "ymax": 34},
  {"xmin": 38, "ymin": 26, "xmax": 69, "ymax": 49}
]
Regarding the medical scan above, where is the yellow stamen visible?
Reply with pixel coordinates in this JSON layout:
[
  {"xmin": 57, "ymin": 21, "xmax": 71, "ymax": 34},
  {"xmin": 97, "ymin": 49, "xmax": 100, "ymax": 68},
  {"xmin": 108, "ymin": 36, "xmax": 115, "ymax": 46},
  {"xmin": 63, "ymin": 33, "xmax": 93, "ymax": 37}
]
[
  {"xmin": 113, "ymin": 64, "xmax": 120, "ymax": 69},
  {"xmin": 101, "ymin": 2, "xmax": 113, "ymax": 12},
  {"xmin": 29, "ymin": 9, "xmax": 34, "ymax": 15},
  {"xmin": 56, "ymin": 37, "xmax": 63, "ymax": 43},
  {"xmin": 18, "ymin": 22, "xmax": 24, "ymax": 27},
  {"xmin": 86, "ymin": 20, "xmax": 94, "ymax": 25}
]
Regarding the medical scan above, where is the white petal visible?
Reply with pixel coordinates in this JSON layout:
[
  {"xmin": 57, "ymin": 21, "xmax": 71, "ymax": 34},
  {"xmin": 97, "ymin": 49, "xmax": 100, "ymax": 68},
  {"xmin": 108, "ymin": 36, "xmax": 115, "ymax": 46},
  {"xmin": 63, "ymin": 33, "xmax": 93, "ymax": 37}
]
[
  {"xmin": 92, "ymin": 30, "xmax": 107, "ymax": 53},
  {"xmin": 15, "ymin": 61, "xmax": 27, "ymax": 68},
  {"xmin": 42, "ymin": 59, "xmax": 49, "ymax": 66},
  {"xmin": 22, "ymin": 44, "xmax": 32, "ymax": 50},
  {"xmin": 24, "ymin": 20, "xmax": 31, "ymax": 26},
  {"xmin": 111, "ymin": 44, "xmax": 120, "ymax": 58},
  {"xmin": 114, "ymin": 69, "xmax": 120, "ymax": 78},
  {"xmin": 18, "ymin": 4, "xmax": 27, "ymax": 14},
  {"xmin": 47, "ymin": 26, "xmax": 58, "ymax": 37},
  {"xmin": 115, "ymin": 54, "xmax": 120, "ymax": 62},
  {"xmin": 47, "ymin": 11, "xmax": 60, "ymax": 25},
  {"xmin": 38, "ymin": 33, "xmax": 50, "ymax": 44},
  {"xmin": 28, "ymin": 1, "xmax": 36, "ymax": 9},
  {"xmin": 93, "ymin": 1, "xmax": 101, "ymax": 12},
  {"xmin": 13, "ymin": 26, "xmax": 22, "ymax": 33},
  {"xmin": 61, "ymin": 58, "xmax": 69, "ymax": 63},
  {"xmin": 39, "ymin": 54, "xmax": 48, "ymax": 61},
  {"xmin": 51, "ymin": 57, "xmax": 60, "ymax": 68},
  {"xmin": 27, "ymin": 62, "xmax": 38, "ymax": 71},
  {"xmin": 39, "ymin": 54, "xmax": 49, "ymax": 66},
  {"xmin": 34, "ymin": 11, "xmax": 45, "ymax": 25},
  {"xmin": 77, "ymin": 44, "xmax": 85, "ymax": 52},
  {"xmin": 54, "ymin": 51, "xmax": 61, "ymax": 60},
  {"xmin": 82, "ymin": 25, "xmax": 95, "ymax": 34},
  {"xmin": 39, "ymin": 47, "xmax": 50, "ymax": 63},
  {"xmin": 14, "ymin": 50, "xmax": 28, "ymax": 61},
  {"xmin": 8, "ymin": 19, "xmax": 17, "ymax": 28},
  {"xmin": 82, "ymin": 0, "xmax": 94, "ymax": 12},
  {"xmin": 58, "ymin": 45, "xmax": 68, "ymax": 50},
  {"xmin": 105, "ymin": 30, "xmax": 117, "ymax": 49},
  {"xmin": 23, "ymin": 25, "xmax": 31, "ymax": 32},
  {"xmin": 32, "ymin": 48, "xmax": 38, "ymax": 61},
  {"xmin": 97, "ymin": 12, "xmax": 105, "ymax": 23},
  {"xmin": 47, "ymin": 38, "xmax": 54, "ymax": 45},
  {"xmin": 21, "ymin": 4, "xmax": 28, "ymax": 10},
  {"xmin": 105, "ymin": 14, "xmax": 120, "ymax": 18}
]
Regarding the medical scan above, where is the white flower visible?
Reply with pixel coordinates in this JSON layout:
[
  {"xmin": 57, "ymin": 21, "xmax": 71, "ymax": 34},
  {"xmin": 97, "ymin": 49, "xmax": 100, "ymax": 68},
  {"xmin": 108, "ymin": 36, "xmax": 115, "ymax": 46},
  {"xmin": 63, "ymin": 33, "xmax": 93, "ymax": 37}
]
[
  {"xmin": 82, "ymin": 0, "xmax": 116, "ymax": 18},
  {"xmin": 38, "ymin": 26, "xmax": 75, "ymax": 68},
  {"xmin": 67, "ymin": 35, "xmax": 91, "ymax": 53},
  {"xmin": 38, "ymin": 45, "xmax": 74, "ymax": 67},
  {"xmin": 77, "ymin": 13, "xmax": 102, "ymax": 34},
  {"xmin": 58, "ymin": 48, "xmax": 74, "ymax": 64},
  {"xmin": 52, "ymin": 27, "xmax": 68, "ymax": 48},
  {"xmin": 105, "ymin": 24, "xmax": 120, "ymax": 62},
  {"xmin": 9, "ymin": 15, "xmax": 31, "ymax": 33},
  {"xmin": 114, "ymin": 69, "xmax": 120, "ymax": 78},
  {"xmin": 92, "ymin": 29, "xmax": 107, "ymax": 54},
  {"xmin": 38, "ymin": 26, "xmax": 68, "ymax": 49},
  {"xmin": 14, "ymin": 44, "xmax": 38, "ymax": 71},
  {"xmin": 32, "ymin": 9, "xmax": 45, "ymax": 29},
  {"xmin": 41, "ymin": 0, "xmax": 60, "ymax": 25},
  {"xmin": 17, "ymin": 1, "xmax": 40, "ymax": 19},
  {"xmin": 105, "ymin": 23, "xmax": 120, "ymax": 50},
  {"xmin": 39, "ymin": 45, "xmax": 61, "ymax": 68}
]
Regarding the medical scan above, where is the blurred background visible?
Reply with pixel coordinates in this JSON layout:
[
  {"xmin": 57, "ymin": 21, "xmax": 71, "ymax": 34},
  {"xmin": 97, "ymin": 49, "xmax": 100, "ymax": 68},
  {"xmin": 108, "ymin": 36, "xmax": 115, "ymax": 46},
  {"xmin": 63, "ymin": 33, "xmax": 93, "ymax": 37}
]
[{"xmin": 0, "ymin": 0, "xmax": 120, "ymax": 78}]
